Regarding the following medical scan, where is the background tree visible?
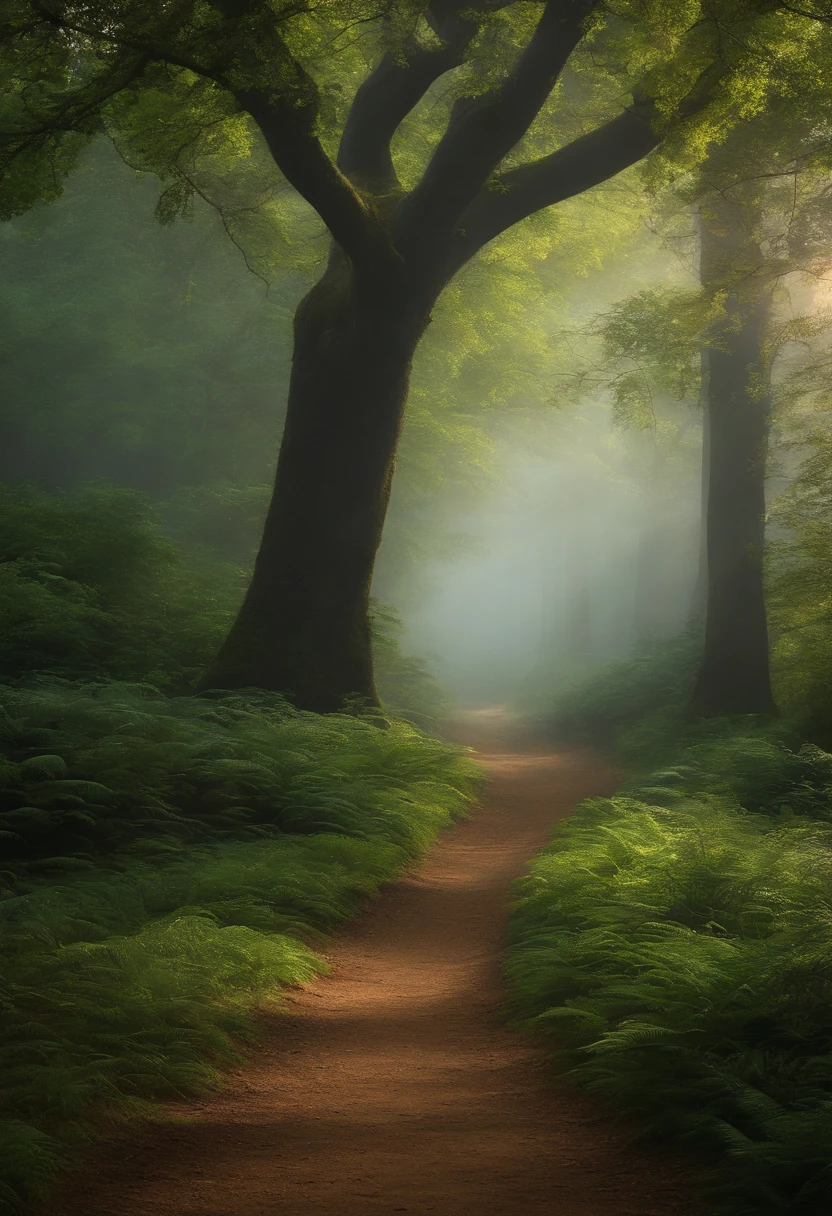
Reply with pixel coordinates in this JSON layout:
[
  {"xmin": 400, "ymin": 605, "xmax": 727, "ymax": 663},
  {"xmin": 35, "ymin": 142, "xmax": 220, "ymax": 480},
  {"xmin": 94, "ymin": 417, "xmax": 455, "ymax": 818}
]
[
  {"xmin": 691, "ymin": 186, "xmax": 777, "ymax": 716},
  {"xmin": 563, "ymin": 75, "xmax": 832, "ymax": 718}
]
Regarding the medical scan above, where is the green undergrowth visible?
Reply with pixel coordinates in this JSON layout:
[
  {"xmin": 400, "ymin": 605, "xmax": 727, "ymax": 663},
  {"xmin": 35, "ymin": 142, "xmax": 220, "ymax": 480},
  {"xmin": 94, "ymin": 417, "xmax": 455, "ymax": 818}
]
[
  {"xmin": 0, "ymin": 482, "xmax": 448, "ymax": 729},
  {"xmin": 0, "ymin": 680, "xmax": 479, "ymax": 1214},
  {"xmin": 547, "ymin": 628, "xmax": 702, "ymax": 748},
  {"xmin": 507, "ymin": 720, "xmax": 832, "ymax": 1215}
]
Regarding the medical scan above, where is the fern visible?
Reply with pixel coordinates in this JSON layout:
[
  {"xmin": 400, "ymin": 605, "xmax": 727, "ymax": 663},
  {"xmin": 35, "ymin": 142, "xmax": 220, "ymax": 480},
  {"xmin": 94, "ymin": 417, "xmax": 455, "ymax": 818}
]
[
  {"xmin": 0, "ymin": 680, "xmax": 479, "ymax": 1214},
  {"xmin": 507, "ymin": 732, "xmax": 832, "ymax": 1214}
]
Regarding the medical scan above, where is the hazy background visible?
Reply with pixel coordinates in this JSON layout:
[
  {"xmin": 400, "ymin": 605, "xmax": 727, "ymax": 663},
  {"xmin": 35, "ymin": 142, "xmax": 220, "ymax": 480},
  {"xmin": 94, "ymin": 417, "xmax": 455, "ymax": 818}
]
[{"xmin": 397, "ymin": 411, "xmax": 702, "ymax": 709}]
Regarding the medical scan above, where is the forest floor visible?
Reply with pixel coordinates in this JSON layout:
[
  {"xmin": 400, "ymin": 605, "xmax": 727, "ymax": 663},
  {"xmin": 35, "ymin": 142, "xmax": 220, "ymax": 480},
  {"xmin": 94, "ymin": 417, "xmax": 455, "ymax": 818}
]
[{"xmin": 45, "ymin": 710, "xmax": 698, "ymax": 1216}]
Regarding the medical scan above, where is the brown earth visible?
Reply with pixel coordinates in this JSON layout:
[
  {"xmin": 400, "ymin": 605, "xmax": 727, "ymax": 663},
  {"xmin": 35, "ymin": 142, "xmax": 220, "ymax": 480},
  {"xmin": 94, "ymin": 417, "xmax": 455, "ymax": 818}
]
[{"xmin": 44, "ymin": 710, "xmax": 698, "ymax": 1216}]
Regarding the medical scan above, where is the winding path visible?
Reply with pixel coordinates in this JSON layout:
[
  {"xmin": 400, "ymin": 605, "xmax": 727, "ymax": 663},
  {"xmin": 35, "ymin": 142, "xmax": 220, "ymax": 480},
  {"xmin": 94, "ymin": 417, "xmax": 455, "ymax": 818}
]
[{"xmin": 49, "ymin": 712, "xmax": 695, "ymax": 1216}]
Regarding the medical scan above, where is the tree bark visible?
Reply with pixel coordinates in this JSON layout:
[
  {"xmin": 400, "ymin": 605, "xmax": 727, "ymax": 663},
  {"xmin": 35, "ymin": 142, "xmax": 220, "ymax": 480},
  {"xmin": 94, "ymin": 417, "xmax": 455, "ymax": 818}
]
[
  {"xmin": 202, "ymin": 258, "xmax": 428, "ymax": 710},
  {"xmin": 690, "ymin": 197, "xmax": 776, "ymax": 717}
]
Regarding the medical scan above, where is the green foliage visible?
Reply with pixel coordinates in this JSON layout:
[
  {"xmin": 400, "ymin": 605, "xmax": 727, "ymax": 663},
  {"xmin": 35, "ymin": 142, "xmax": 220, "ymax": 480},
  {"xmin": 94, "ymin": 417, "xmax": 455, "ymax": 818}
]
[
  {"xmin": 0, "ymin": 482, "xmax": 236, "ymax": 690},
  {"xmin": 0, "ymin": 2, "xmax": 96, "ymax": 220},
  {"xmin": 0, "ymin": 680, "xmax": 477, "ymax": 868},
  {"xmin": 0, "ymin": 679, "xmax": 479, "ymax": 1213},
  {"xmin": 548, "ymin": 628, "xmax": 702, "ymax": 747},
  {"xmin": 647, "ymin": 731, "xmax": 832, "ymax": 822},
  {"xmin": 507, "ymin": 728, "xmax": 832, "ymax": 1214},
  {"xmin": 0, "ymin": 480, "xmax": 450, "ymax": 726},
  {"xmin": 371, "ymin": 603, "xmax": 449, "ymax": 730},
  {"xmin": 769, "ymin": 428, "xmax": 832, "ymax": 740},
  {"xmin": 600, "ymin": 287, "xmax": 722, "ymax": 428}
]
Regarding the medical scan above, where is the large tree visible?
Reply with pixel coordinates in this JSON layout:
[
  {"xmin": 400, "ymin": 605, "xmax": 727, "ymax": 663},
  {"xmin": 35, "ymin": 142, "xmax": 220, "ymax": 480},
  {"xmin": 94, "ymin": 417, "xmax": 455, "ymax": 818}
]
[{"xmin": 0, "ymin": 0, "xmax": 811, "ymax": 709}]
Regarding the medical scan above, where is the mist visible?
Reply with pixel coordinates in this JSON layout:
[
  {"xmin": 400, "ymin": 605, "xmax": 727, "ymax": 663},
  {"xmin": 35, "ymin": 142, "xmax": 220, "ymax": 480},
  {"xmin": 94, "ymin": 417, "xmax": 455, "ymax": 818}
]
[{"xmin": 396, "ymin": 407, "xmax": 703, "ymax": 710}]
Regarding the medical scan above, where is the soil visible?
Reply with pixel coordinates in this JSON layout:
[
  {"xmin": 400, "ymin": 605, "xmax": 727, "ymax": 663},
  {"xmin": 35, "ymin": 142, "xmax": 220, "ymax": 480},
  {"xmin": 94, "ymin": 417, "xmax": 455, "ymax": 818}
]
[{"xmin": 45, "ymin": 710, "xmax": 698, "ymax": 1216}]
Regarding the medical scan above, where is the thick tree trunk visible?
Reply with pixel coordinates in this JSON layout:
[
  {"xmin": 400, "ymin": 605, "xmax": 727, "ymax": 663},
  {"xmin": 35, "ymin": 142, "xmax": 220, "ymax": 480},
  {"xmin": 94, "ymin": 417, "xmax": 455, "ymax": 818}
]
[
  {"xmin": 690, "ymin": 201, "xmax": 776, "ymax": 717},
  {"xmin": 202, "ymin": 259, "xmax": 428, "ymax": 711}
]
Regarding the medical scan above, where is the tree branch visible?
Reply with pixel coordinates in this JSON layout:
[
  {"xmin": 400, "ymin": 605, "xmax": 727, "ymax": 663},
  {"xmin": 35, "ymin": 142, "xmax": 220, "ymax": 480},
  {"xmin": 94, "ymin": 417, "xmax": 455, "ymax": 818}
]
[
  {"xmin": 443, "ymin": 63, "xmax": 727, "ymax": 280},
  {"xmin": 1, "ymin": 50, "xmax": 151, "ymax": 175},
  {"xmin": 28, "ymin": 0, "xmax": 389, "ymax": 269},
  {"xmin": 447, "ymin": 98, "xmax": 659, "ymax": 272},
  {"xmin": 394, "ymin": 0, "xmax": 597, "ymax": 258},
  {"xmin": 233, "ymin": 78, "xmax": 388, "ymax": 268},
  {"xmin": 338, "ymin": 22, "xmax": 471, "ymax": 193},
  {"xmin": 28, "ymin": 1, "xmax": 218, "ymax": 76},
  {"xmin": 337, "ymin": 0, "xmax": 518, "ymax": 194}
]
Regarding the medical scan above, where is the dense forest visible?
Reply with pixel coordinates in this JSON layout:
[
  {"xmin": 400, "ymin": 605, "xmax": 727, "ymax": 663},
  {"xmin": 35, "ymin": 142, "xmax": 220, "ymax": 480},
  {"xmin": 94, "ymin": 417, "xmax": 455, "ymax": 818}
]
[{"xmin": 4, "ymin": 2, "xmax": 832, "ymax": 1214}]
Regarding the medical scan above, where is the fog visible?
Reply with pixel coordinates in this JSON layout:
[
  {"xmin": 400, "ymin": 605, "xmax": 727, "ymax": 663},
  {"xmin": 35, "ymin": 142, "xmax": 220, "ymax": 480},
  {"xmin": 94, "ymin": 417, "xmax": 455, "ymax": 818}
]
[{"xmin": 398, "ymin": 408, "xmax": 703, "ymax": 709}]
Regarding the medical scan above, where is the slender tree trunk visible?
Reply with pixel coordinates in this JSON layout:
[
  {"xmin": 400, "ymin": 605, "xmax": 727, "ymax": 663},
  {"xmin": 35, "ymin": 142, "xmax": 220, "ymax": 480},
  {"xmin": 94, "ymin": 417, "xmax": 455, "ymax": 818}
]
[
  {"xmin": 202, "ymin": 258, "xmax": 429, "ymax": 711},
  {"xmin": 690, "ymin": 349, "xmax": 710, "ymax": 616},
  {"xmin": 634, "ymin": 525, "xmax": 665, "ymax": 644},
  {"xmin": 690, "ymin": 198, "xmax": 776, "ymax": 717},
  {"xmin": 634, "ymin": 436, "xmax": 667, "ymax": 645}
]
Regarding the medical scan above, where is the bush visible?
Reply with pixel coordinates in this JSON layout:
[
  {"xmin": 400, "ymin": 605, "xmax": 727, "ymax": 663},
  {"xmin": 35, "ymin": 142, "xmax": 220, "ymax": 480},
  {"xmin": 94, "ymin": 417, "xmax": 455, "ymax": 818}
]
[
  {"xmin": 0, "ymin": 483, "xmax": 235, "ymax": 690},
  {"xmin": 768, "ymin": 432, "xmax": 832, "ymax": 743},
  {"xmin": 507, "ymin": 731, "xmax": 832, "ymax": 1215},
  {"xmin": 0, "ymin": 482, "xmax": 448, "ymax": 724},
  {"xmin": 547, "ymin": 628, "xmax": 701, "ymax": 747},
  {"xmin": 0, "ymin": 680, "xmax": 479, "ymax": 1213},
  {"xmin": 0, "ymin": 681, "xmax": 475, "ymax": 867}
]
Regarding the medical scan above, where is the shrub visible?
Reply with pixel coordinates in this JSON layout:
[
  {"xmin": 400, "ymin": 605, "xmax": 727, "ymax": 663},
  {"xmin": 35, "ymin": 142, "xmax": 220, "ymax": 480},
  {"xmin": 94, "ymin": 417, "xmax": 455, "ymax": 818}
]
[
  {"xmin": 0, "ymin": 681, "xmax": 475, "ymax": 868},
  {"xmin": 0, "ymin": 483, "xmax": 447, "ymax": 724},
  {"xmin": 507, "ymin": 737, "xmax": 832, "ymax": 1214},
  {"xmin": 0, "ymin": 483, "xmax": 233, "ymax": 690},
  {"xmin": 0, "ymin": 681, "xmax": 479, "ymax": 1213},
  {"xmin": 547, "ymin": 628, "xmax": 701, "ymax": 747}
]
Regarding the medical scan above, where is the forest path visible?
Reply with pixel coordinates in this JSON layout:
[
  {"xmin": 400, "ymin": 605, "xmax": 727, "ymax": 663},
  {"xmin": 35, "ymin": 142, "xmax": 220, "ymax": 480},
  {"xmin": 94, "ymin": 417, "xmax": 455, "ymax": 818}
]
[{"xmin": 49, "ymin": 710, "xmax": 695, "ymax": 1216}]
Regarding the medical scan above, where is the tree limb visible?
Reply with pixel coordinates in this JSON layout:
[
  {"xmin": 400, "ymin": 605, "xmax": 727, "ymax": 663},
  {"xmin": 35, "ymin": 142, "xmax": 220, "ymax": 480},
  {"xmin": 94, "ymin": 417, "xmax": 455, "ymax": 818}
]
[
  {"xmin": 443, "ymin": 62, "xmax": 727, "ymax": 280},
  {"xmin": 394, "ymin": 0, "xmax": 597, "ymax": 257},
  {"xmin": 28, "ymin": 1, "xmax": 389, "ymax": 268},
  {"xmin": 447, "ymin": 97, "xmax": 660, "ymax": 273},
  {"xmin": 337, "ymin": 0, "xmax": 519, "ymax": 193},
  {"xmin": 235, "ymin": 80, "xmax": 389, "ymax": 267},
  {"xmin": 338, "ymin": 19, "xmax": 472, "ymax": 193}
]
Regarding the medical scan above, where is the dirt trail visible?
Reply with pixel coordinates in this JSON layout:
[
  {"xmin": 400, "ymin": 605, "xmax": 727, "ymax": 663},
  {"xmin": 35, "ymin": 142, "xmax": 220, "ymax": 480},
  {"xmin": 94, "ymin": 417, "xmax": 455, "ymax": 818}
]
[{"xmin": 48, "ymin": 711, "xmax": 695, "ymax": 1216}]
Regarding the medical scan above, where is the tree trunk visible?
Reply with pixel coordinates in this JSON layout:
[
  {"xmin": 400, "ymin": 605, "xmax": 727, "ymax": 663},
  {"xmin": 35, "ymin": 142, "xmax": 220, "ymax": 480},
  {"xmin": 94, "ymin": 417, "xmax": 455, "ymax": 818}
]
[
  {"xmin": 634, "ymin": 525, "xmax": 666, "ymax": 644},
  {"xmin": 690, "ymin": 349, "xmax": 710, "ymax": 617},
  {"xmin": 690, "ymin": 199, "xmax": 776, "ymax": 717},
  {"xmin": 202, "ymin": 258, "xmax": 428, "ymax": 711}
]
